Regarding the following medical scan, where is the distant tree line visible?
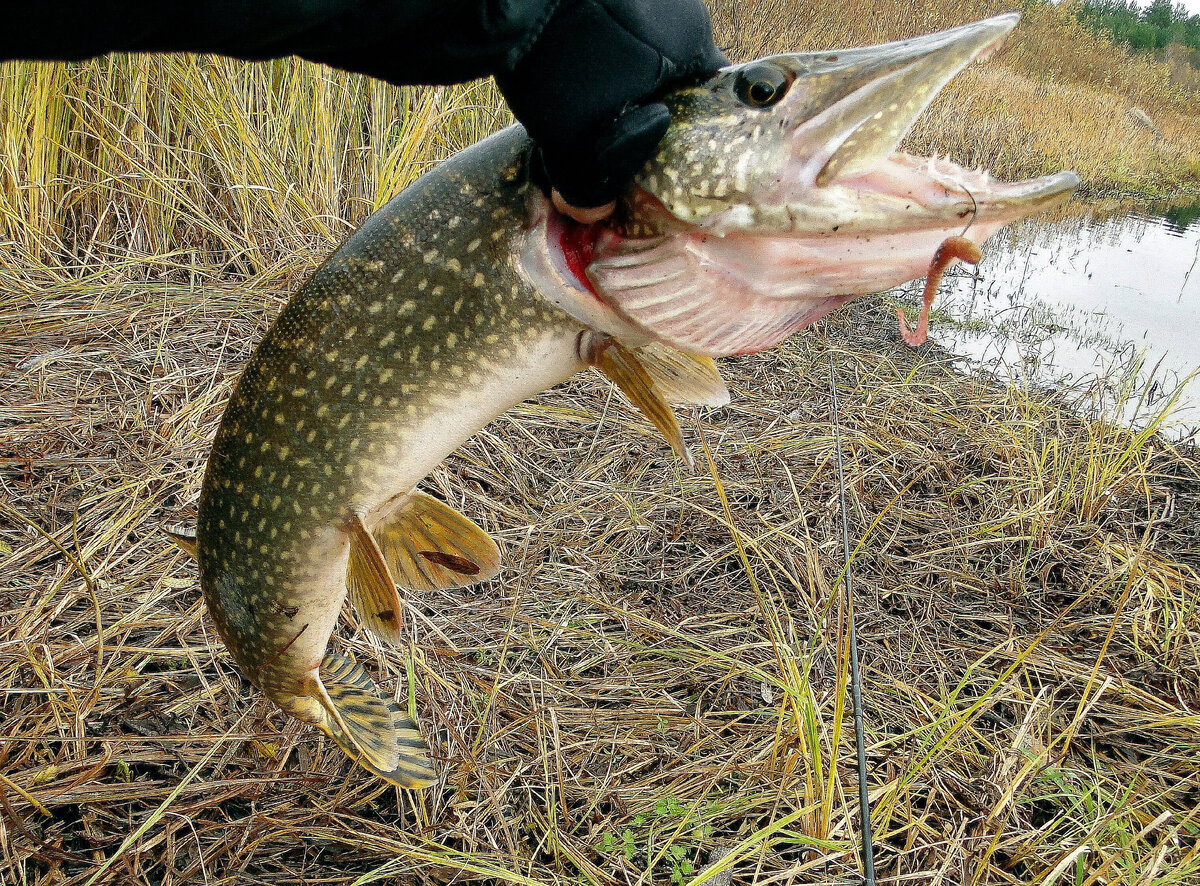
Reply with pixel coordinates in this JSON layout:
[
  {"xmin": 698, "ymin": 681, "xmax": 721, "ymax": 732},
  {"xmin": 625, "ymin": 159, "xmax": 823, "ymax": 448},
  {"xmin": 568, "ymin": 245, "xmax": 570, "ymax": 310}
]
[{"xmin": 1076, "ymin": 0, "xmax": 1200, "ymax": 54}]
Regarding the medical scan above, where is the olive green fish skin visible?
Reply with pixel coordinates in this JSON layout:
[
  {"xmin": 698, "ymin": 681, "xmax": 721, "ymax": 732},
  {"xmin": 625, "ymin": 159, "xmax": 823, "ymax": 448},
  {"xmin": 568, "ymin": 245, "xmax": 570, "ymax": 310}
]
[{"xmin": 196, "ymin": 128, "xmax": 582, "ymax": 723}]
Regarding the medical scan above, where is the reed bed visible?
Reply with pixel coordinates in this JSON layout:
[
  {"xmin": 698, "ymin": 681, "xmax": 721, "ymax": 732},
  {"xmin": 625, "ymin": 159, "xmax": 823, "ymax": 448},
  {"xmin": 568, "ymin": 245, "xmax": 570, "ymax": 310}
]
[
  {"xmin": 0, "ymin": 61, "xmax": 508, "ymax": 287},
  {"xmin": 3, "ymin": 1, "xmax": 1200, "ymax": 884}
]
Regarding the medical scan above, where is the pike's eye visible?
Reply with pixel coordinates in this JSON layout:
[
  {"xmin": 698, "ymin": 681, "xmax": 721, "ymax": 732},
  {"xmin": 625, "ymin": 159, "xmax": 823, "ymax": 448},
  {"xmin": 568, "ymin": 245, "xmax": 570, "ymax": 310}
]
[{"xmin": 734, "ymin": 64, "xmax": 791, "ymax": 108}]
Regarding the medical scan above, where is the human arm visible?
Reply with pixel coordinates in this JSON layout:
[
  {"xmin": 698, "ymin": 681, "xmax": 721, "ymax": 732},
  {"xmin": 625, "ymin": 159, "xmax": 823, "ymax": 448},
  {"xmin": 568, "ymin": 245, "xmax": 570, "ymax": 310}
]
[{"xmin": 1, "ymin": 1, "xmax": 726, "ymax": 213}]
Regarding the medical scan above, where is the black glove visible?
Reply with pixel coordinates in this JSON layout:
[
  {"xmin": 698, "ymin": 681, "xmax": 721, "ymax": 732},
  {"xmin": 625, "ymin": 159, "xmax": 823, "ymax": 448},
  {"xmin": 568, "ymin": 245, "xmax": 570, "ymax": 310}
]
[{"xmin": 495, "ymin": 0, "xmax": 727, "ymax": 209}]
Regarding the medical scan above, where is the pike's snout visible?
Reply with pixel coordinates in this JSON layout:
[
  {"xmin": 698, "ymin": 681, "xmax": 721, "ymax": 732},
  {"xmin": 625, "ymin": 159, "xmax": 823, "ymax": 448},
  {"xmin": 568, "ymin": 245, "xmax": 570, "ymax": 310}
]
[{"xmin": 735, "ymin": 13, "xmax": 1021, "ymax": 189}]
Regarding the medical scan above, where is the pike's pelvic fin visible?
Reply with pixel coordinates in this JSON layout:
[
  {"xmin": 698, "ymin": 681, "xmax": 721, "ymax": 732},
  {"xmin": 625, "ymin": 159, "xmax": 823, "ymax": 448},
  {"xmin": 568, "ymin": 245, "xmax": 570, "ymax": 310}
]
[
  {"xmin": 373, "ymin": 491, "xmax": 501, "ymax": 592},
  {"xmin": 347, "ymin": 514, "xmax": 405, "ymax": 644},
  {"xmin": 315, "ymin": 651, "xmax": 436, "ymax": 788},
  {"xmin": 632, "ymin": 342, "xmax": 730, "ymax": 407}
]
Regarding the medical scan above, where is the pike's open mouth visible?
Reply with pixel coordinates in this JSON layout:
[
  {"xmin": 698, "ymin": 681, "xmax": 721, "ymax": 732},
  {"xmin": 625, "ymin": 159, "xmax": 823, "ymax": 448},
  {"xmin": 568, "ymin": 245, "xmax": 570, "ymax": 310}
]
[{"xmin": 528, "ymin": 14, "xmax": 1080, "ymax": 357}]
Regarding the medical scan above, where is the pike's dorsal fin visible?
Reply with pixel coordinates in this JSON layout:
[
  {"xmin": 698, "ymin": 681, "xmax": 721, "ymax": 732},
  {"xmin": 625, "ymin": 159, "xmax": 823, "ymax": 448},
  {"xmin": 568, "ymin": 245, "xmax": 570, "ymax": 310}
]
[
  {"xmin": 346, "ymin": 514, "xmax": 405, "ymax": 644},
  {"xmin": 163, "ymin": 523, "xmax": 198, "ymax": 559},
  {"xmin": 633, "ymin": 342, "xmax": 730, "ymax": 407},
  {"xmin": 314, "ymin": 651, "xmax": 436, "ymax": 788},
  {"xmin": 587, "ymin": 337, "xmax": 695, "ymax": 471},
  {"xmin": 373, "ymin": 491, "xmax": 501, "ymax": 592}
]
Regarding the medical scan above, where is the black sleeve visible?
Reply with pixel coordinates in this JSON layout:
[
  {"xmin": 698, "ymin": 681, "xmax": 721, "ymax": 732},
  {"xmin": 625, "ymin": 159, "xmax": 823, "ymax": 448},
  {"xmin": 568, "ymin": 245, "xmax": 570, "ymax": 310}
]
[
  {"xmin": 0, "ymin": 1, "xmax": 557, "ymax": 85},
  {"xmin": 1, "ymin": 0, "xmax": 727, "ymax": 208},
  {"xmin": 496, "ymin": 0, "xmax": 726, "ymax": 206}
]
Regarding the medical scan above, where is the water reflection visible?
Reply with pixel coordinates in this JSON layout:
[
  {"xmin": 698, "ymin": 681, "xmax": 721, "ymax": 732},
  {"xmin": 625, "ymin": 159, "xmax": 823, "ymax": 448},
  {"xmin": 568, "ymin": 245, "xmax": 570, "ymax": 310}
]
[
  {"xmin": 1163, "ymin": 203, "xmax": 1200, "ymax": 235},
  {"xmin": 918, "ymin": 203, "xmax": 1200, "ymax": 436}
]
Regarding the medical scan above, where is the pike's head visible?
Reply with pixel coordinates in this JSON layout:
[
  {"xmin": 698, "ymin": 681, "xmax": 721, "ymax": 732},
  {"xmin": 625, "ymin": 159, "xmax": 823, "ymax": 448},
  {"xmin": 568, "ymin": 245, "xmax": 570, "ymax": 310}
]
[{"xmin": 530, "ymin": 13, "xmax": 1079, "ymax": 356}]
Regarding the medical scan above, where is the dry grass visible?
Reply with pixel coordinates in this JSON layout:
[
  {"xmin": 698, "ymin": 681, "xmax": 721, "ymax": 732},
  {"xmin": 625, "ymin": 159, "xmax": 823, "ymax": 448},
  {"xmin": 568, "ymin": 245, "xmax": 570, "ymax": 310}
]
[
  {"xmin": 0, "ymin": 61, "xmax": 507, "ymax": 286},
  {"xmin": 3, "ymin": 288, "xmax": 1198, "ymax": 884},
  {"xmin": 3, "ymin": 1, "xmax": 1200, "ymax": 884}
]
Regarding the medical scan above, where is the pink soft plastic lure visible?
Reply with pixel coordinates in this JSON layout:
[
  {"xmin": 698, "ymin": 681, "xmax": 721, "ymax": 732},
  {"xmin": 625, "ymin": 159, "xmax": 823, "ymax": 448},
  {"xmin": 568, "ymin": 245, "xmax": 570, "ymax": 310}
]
[{"xmin": 897, "ymin": 236, "xmax": 983, "ymax": 346}]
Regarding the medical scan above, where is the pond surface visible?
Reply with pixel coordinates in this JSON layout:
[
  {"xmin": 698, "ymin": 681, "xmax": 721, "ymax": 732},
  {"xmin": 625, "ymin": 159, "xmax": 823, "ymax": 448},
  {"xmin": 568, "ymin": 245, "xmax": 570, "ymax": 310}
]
[{"xmin": 917, "ymin": 203, "xmax": 1200, "ymax": 437}]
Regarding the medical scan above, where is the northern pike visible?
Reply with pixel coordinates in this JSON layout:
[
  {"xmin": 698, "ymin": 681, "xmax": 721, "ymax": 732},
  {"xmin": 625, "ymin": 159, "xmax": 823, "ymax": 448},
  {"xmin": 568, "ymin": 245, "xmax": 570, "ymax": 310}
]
[{"xmin": 171, "ymin": 14, "xmax": 1078, "ymax": 787}]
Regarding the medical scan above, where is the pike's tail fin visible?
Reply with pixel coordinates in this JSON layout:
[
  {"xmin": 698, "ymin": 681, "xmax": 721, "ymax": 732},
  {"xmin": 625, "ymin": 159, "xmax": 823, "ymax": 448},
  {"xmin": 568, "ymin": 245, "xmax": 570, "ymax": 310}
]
[{"xmin": 314, "ymin": 651, "xmax": 436, "ymax": 788}]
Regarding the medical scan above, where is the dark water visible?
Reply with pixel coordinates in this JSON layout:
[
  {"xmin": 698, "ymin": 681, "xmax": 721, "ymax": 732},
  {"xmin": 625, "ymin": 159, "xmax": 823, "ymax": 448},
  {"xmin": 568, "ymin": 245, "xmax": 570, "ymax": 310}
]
[{"xmin": 918, "ymin": 203, "xmax": 1200, "ymax": 436}]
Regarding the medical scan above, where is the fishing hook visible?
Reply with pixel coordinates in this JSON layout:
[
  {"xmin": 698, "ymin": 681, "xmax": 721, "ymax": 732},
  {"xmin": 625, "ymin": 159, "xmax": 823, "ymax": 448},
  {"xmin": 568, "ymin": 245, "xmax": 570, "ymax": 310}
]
[{"xmin": 959, "ymin": 182, "xmax": 979, "ymax": 239}]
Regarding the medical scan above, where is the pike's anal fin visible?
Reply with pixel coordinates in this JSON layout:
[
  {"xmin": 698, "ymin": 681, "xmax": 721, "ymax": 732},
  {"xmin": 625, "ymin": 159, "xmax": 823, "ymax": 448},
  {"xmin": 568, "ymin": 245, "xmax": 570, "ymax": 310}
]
[
  {"xmin": 373, "ymin": 491, "xmax": 501, "ymax": 592},
  {"xmin": 315, "ymin": 651, "xmax": 436, "ymax": 788},
  {"xmin": 346, "ymin": 514, "xmax": 405, "ymax": 644},
  {"xmin": 586, "ymin": 336, "xmax": 696, "ymax": 471},
  {"xmin": 163, "ymin": 522, "xmax": 198, "ymax": 559}
]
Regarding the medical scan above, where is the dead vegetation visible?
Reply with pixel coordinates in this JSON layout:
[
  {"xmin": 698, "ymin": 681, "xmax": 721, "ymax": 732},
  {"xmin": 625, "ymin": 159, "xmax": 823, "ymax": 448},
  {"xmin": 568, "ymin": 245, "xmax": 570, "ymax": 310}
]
[{"xmin": 3, "ymin": 283, "xmax": 1198, "ymax": 883}]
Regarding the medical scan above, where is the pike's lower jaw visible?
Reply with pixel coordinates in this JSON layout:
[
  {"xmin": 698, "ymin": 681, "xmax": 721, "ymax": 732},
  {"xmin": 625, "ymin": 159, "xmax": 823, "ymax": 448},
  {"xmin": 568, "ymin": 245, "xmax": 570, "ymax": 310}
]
[
  {"xmin": 581, "ymin": 148, "xmax": 1078, "ymax": 357},
  {"xmin": 822, "ymin": 153, "xmax": 1081, "ymax": 233},
  {"xmin": 679, "ymin": 152, "xmax": 1080, "ymax": 240}
]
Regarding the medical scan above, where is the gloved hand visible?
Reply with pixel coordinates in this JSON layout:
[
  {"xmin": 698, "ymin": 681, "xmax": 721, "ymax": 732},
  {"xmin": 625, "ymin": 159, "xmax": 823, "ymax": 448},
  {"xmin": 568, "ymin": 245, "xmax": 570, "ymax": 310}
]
[{"xmin": 495, "ymin": 0, "xmax": 727, "ymax": 214}]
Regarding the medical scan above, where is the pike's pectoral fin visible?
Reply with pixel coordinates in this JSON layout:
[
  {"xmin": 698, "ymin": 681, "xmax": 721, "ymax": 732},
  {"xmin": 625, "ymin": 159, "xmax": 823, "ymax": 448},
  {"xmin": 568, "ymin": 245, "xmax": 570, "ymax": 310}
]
[
  {"xmin": 587, "ymin": 336, "xmax": 695, "ymax": 471},
  {"xmin": 633, "ymin": 342, "xmax": 730, "ymax": 407},
  {"xmin": 373, "ymin": 491, "xmax": 501, "ymax": 592},
  {"xmin": 346, "ymin": 514, "xmax": 405, "ymax": 644},
  {"xmin": 314, "ymin": 651, "xmax": 436, "ymax": 789},
  {"xmin": 163, "ymin": 522, "xmax": 198, "ymax": 559}
]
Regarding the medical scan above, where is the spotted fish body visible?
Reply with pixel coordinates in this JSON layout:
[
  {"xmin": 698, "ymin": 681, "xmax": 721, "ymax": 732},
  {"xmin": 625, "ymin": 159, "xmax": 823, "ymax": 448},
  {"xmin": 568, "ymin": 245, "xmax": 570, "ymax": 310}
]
[
  {"xmin": 189, "ymin": 15, "xmax": 1078, "ymax": 787},
  {"xmin": 197, "ymin": 130, "xmax": 585, "ymax": 785}
]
